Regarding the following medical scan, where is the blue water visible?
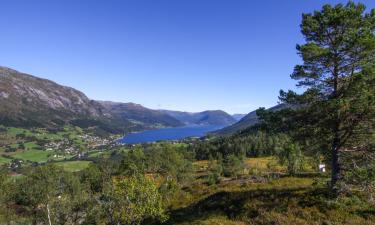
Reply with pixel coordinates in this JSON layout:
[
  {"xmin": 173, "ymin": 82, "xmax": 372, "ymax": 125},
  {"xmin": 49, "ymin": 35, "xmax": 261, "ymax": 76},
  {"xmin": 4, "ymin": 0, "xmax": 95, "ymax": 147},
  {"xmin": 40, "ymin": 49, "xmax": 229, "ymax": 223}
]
[{"xmin": 121, "ymin": 125, "xmax": 223, "ymax": 144}]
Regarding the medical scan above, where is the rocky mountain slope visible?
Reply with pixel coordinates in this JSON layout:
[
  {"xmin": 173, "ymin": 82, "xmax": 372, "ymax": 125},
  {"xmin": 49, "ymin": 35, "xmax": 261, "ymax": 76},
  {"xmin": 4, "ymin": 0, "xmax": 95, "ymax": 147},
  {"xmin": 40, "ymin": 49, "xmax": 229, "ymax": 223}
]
[
  {"xmin": 0, "ymin": 66, "xmax": 182, "ymax": 133},
  {"xmin": 0, "ymin": 66, "xmax": 107, "ymax": 128}
]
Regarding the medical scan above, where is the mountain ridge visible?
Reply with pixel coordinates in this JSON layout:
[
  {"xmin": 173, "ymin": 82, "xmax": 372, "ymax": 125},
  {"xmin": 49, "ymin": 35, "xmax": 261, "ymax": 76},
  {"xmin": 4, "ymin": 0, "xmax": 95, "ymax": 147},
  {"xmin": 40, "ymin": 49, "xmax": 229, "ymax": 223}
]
[
  {"xmin": 98, "ymin": 101, "xmax": 184, "ymax": 130},
  {"xmin": 159, "ymin": 109, "xmax": 236, "ymax": 126},
  {"xmin": 0, "ymin": 66, "xmax": 240, "ymax": 133},
  {"xmin": 213, "ymin": 104, "xmax": 290, "ymax": 135},
  {"xmin": 0, "ymin": 66, "xmax": 183, "ymax": 133}
]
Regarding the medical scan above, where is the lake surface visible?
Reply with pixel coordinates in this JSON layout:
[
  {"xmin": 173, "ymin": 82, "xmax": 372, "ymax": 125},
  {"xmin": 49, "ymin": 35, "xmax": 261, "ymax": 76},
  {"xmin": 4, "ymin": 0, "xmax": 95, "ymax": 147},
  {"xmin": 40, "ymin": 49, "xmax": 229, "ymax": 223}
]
[{"xmin": 121, "ymin": 125, "xmax": 223, "ymax": 144}]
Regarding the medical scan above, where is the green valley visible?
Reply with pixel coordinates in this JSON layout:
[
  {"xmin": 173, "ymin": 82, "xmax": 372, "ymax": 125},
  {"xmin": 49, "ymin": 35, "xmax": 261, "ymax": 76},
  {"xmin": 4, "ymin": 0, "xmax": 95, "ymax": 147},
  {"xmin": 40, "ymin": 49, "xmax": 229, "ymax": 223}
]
[{"xmin": 0, "ymin": 1, "xmax": 374, "ymax": 225}]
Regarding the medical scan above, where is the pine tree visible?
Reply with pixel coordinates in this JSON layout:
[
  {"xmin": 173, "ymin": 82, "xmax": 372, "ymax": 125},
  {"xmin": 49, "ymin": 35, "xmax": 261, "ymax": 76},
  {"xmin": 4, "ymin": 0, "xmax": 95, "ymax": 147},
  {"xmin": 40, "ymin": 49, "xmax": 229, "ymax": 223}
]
[{"xmin": 280, "ymin": 2, "xmax": 375, "ymax": 193}]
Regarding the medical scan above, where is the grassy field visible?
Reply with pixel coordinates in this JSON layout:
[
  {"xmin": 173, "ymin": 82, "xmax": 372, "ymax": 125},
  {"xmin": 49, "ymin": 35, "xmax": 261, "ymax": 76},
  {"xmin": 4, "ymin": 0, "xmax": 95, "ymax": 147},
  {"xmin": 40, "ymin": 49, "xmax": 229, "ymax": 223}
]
[
  {"xmin": 194, "ymin": 157, "xmax": 287, "ymax": 173},
  {"xmin": 54, "ymin": 161, "xmax": 92, "ymax": 172},
  {"xmin": 5, "ymin": 127, "xmax": 33, "ymax": 137},
  {"xmin": 245, "ymin": 157, "xmax": 285, "ymax": 172},
  {"xmin": 2, "ymin": 126, "xmax": 86, "ymax": 146},
  {"xmin": 0, "ymin": 126, "xmax": 90, "ymax": 163},
  {"xmin": 0, "ymin": 156, "xmax": 12, "ymax": 165},
  {"xmin": 88, "ymin": 150, "xmax": 106, "ymax": 158},
  {"xmin": 12, "ymin": 150, "xmax": 51, "ymax": 163},
  {"xmin": 23, "ymin": 142, "xmax": 41, "ymax": 150}
]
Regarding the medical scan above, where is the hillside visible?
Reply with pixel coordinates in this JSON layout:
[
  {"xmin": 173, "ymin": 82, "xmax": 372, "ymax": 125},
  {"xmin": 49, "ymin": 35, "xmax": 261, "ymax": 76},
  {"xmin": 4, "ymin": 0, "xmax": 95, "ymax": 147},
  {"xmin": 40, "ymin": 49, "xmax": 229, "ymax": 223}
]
[
  {"xmin": 0, "ymin": 66, "xmax": 183, "ymax": 133},
  {"xmin": 0, "ymin": 66, "xmax": 107, "ymax": 128},
  {"xmin": 231, "ymin": 113, "xmax": 246, "ymax": 121},
  {"xmin": 98, "ymin": 101, "xmax": 184, "ymax": 130},
  {"xmin": 160, "ymin": 110, "xmax": 236, "ymax": 126},
  {"xmin": 214, "ymin": 104, "xmax": 290, "ymax": 135}
]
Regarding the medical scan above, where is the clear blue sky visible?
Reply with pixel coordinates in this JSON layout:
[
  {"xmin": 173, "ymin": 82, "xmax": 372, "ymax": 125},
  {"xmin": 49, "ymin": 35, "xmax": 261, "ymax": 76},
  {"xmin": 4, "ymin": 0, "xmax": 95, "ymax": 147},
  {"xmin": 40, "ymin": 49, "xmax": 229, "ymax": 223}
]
[{"xmin": 1, "ymin": 0, "xmax": 374, "ymax": 114}]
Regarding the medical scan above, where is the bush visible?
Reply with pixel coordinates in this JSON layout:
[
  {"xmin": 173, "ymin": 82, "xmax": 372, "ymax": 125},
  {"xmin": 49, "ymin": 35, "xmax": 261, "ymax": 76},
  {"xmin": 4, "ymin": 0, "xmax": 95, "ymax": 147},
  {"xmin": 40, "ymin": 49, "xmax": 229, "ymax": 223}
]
[
  {"xmin": 277, "ymin": 143, "xmax": 304, "ymax": 175},
  {"xmin": 223, "ymin": 154, "xmax": 245, "ymax": 178},
  {"xmin": 207, "ymin": 156, "xmax": 223, "ymax": 185}
]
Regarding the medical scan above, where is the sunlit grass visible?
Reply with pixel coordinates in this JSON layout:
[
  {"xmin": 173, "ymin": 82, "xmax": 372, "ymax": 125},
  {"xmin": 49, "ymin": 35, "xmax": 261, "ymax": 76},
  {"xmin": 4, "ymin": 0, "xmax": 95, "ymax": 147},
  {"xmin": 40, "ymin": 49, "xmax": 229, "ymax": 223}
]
[
  {"xmin": 12, "ymin": 150, "xmax": 51, "ymax": 162},
  {"xmin": 54, "ymin": 160, "xmax": 92, "ymax": 172},
  {"xmin": 0, "ymin": 156, "xmax": 12, "ymax": 165}
]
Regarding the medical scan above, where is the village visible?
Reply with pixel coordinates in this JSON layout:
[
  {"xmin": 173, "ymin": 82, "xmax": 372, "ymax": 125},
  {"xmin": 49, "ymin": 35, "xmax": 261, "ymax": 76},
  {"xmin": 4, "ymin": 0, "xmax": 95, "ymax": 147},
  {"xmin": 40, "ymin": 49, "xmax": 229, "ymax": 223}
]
[{"xmin": 0, "ymin": 126, "xmax": 122, "ymax": 169}]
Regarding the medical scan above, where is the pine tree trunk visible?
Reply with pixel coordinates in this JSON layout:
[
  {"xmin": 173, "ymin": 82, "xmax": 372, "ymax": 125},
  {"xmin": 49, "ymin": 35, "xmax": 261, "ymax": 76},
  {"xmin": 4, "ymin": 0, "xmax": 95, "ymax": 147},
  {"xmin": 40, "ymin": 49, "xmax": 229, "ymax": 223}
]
[
  {"xmin": 331, "ymin": 63, "xmax": 340, "ymax": 195},
  {"xmin": 331, "ymin": 130, "xmax": 340, "ymax": 194}
]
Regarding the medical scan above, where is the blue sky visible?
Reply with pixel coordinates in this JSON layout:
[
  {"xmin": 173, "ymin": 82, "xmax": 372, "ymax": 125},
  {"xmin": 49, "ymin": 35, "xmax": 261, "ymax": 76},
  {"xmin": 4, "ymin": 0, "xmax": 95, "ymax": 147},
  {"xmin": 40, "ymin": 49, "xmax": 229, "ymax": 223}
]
[{"xmin": 1, "ymin": 0, "xmax": 374, "ymax": 114}]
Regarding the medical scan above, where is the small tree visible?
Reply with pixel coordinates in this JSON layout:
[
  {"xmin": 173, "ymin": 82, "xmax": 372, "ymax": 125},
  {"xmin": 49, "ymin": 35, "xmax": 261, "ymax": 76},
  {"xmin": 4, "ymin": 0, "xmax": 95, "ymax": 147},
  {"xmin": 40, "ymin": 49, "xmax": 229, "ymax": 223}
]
[
  {"xmin": 207, "ymin": 155, "xmax": 223, "ymax": 185},
  {"xmin": 223, "ymin": 154, "xmax": 245, "ymax": 178},
  {"xmin": 10, "ymin": 165, "xmax": 88, "ymax": 224},
  {"xmin": 101, "ymin": 174, "xmax": 167, "ymax": 225},
  {"xmin": 277, "ymin": 143, "xmax": 304, "ymax": 175}
]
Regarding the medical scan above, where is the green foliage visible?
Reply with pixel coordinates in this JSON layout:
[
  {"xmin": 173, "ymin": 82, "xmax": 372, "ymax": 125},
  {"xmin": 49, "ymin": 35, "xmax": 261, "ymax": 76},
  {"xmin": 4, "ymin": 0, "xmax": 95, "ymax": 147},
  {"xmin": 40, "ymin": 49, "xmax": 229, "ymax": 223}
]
[
  {"xmin": 1, "ymin": 3, "xmax": 375, "ymax": 224},
  {"xmin": 193, "ymin": 131, "xmax": 291, "ymax": 160},
  {"xmin": 120, "ymin": 146, "xmax": 147, "ymax": 175},
  {"xmin": 120, "ymin": 143, "xmax": 194, "ymax": 186},
  {"xmin": 80, "ymin": 163, "xmax": 105, "ymax": 193},
  {"xmin": 223, "ymin": 154, "xmax": 245, "ymax": 178},
  {"xmin": 5, "ymin": 165, "xmax": 90, "ymax": 224},
  {"xmin": 100, "ymin": 174, "xmax": 167, "ymax": 225},
  {"xmin": 276, "ymin": 142, "xmax": 304, "ymax": 175},
  {"xmin": 206, "ymin": 155, "xmax": 223, "ymax": 185},
  {"xmin": 344, "ymin": 162, "xmax": 375, "ymax": 200},
  {"xmin": 255, "ymin": 1, "xmax": 375, "ymax": 193}
]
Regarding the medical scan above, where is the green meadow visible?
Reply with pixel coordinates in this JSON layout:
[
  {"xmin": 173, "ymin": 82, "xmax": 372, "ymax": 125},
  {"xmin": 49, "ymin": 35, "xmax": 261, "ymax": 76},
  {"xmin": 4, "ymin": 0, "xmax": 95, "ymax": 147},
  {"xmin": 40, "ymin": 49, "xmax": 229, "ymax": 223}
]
[{"xmin": 54, "ymin": 161, "xmax": 92, "ymax": 172}]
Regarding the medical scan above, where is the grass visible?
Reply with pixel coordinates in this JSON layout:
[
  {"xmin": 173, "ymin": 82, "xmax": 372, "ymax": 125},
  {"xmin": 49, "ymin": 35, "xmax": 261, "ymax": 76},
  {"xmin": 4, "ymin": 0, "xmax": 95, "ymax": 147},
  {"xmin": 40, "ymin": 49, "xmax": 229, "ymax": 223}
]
[
  {"xmin": 23, "ymin": 142, "xmax": 41, "ymax": 150},
  {"xmin": 0, "ymin": 156, "xmax": 12, "ymax": 165},
  {"xmin": 164, "ymin": 156, "xmax": 374, "ymax": 225},
  {"xmin": 194, "ymin": 157, "xmax": 285, "ymax": 173},
  {"xmin": 54, "ymin": 161, "xmax": 92, "ymax": 172},
  {"xmin": 245, "ymin": 157, "xmax": 284, "ymax": 172},
  {"xmin": 88, "ymin": 150, "xmax": 106, "ymax": 158},
  {"xmin": 12, "ymin": 150, "xmax": 51, "ymax": 163},
  {"xmin": 167, "ymin": 175, "xmax": 373, "ymax": 225},
  {"xmin": 5, "ymin": 126, "xmax": 86, "ymax": 144},
  {"xmin": 9, "ymin": 143, "xmax": 19, "ymax": 149},
  {"xmin": 6, "ymin": 127, "xmax": 33, "ymax": 137}
]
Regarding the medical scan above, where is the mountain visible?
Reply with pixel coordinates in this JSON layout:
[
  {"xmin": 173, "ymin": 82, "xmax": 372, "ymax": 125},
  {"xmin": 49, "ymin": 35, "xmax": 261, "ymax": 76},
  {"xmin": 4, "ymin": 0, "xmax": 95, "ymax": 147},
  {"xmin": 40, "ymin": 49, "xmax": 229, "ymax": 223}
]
[
  {"xmin": 0, "ymin": 66, "xmax": 183, "ymax": 133},
  {"xmin": 0, "ymin": 66, "xmax": 107, "ymax": 128},
  {"xmin": 214, "ymin": 104, "xmax": 290, "ymax": 135},
  {"xmin": 160, "ymin": 110, "xmax": 236, "ymax": 126},
  {"xmin": 98, "ymin": 101, "xmax": 183, "ymax": 130},
  {"xmin": 232, "ymin": 114, "xmax": 246, "ymax": 121}
]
